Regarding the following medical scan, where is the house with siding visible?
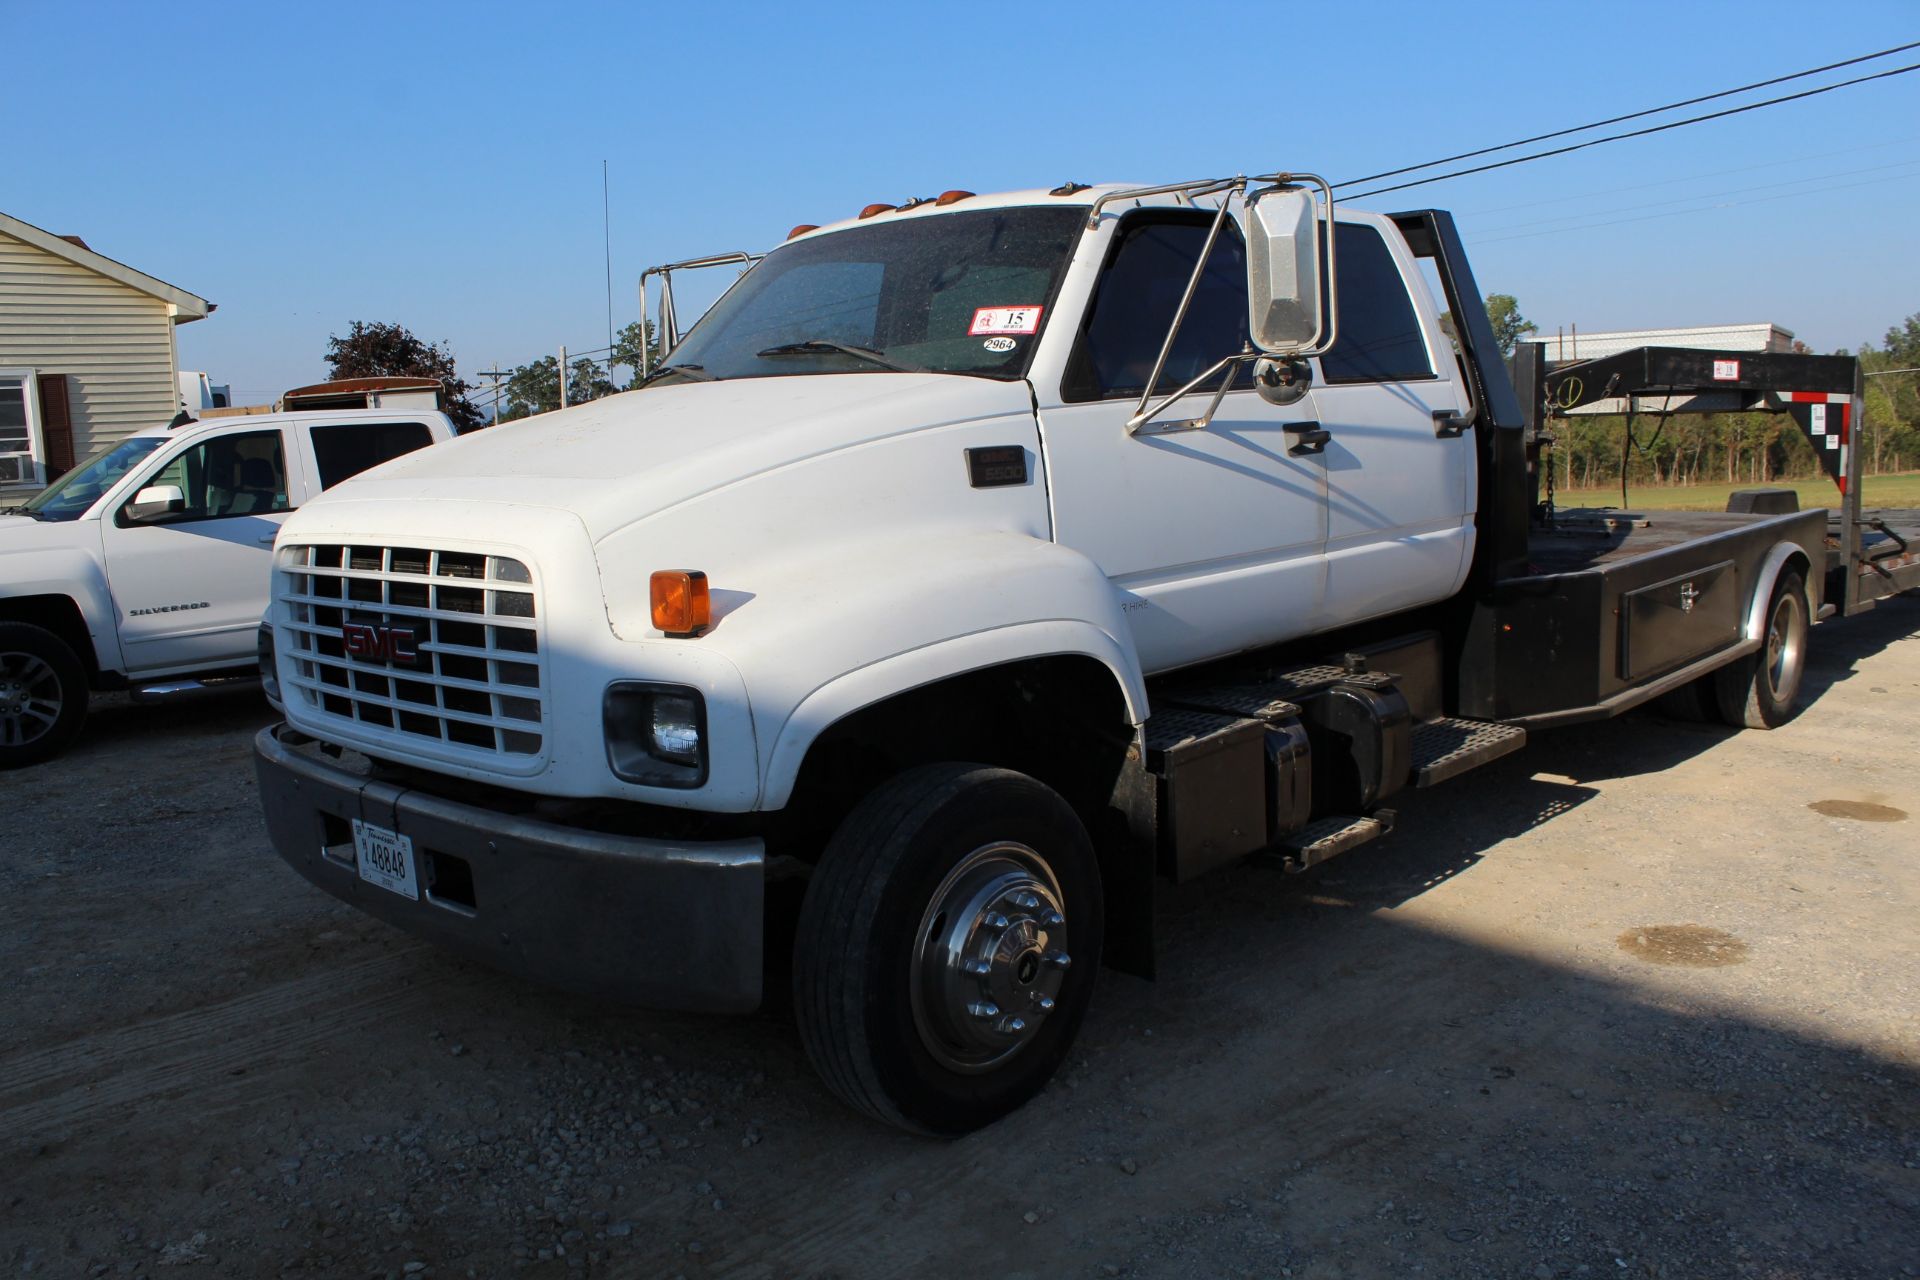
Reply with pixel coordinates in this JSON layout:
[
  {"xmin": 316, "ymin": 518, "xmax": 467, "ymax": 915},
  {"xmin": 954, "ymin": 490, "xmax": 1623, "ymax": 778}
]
[{"xmin": 0, "ymin": 211, "xmax": 211, "ymax": 493}]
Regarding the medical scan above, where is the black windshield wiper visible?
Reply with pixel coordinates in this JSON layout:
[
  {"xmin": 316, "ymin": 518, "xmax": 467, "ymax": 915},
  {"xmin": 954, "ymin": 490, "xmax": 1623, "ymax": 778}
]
[
  {"xmin": 4, "ymin": 505, "xmax": 45, "ymax": 520},
  {"xmin": 755, "ymin": 341, "xmax": 931, "ymax": 374},
  {"xmin": 639, "ymin": 363, "xmax": 716, "ymax": 387}
]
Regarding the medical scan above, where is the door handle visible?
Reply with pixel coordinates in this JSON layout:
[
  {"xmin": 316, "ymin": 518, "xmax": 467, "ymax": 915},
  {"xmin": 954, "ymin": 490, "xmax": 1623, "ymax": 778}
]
[{"xmin": 1284, "ymin": 421, "xmax": 1331, "ymax": 456}]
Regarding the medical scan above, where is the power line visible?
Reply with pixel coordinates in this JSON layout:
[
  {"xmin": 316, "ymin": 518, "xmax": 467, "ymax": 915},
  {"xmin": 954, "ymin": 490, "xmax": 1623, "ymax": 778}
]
[
  {"xmin": 1466, "ymin": 167, "xmax": 1920, "ymax": 246},
  {"xmin": 1343, "ymin": 56, "xmax": 1920, "ymax": 201},
  {"xmin": 1450, "ymin": 133, "xmax": 1920, "ymax": 218},
  {"xmin": 1337, "ymin": 39, "xmax": 1920, "ymax": 190},
  {"xmin": 1471, "ymin": 157, "xmax": 1920, "ymax": 238}
]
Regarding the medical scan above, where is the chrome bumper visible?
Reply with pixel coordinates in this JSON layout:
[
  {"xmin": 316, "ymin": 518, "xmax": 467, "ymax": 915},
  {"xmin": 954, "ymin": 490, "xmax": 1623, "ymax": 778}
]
[{"xmin": 253, "ymin": 724, "xmax": 764, "ymax": 1012}]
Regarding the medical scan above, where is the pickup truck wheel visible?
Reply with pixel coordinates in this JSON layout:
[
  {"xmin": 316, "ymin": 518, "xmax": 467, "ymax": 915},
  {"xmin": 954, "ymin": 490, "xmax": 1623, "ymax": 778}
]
[
  {"xmin": 0, "ymin": 623, "xmax": 88, "ymax": 767},
  {"xmin": 793, "ymin": 763, "xmax": 1102, "ymax": 1135},
  {"xmin": 1712, "ymin": 569, "xmax": 1809, "ymax": 729}
]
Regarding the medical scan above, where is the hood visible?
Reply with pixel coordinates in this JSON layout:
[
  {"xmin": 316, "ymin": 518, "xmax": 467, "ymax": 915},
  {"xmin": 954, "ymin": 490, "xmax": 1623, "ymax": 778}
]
[{"xmin": 324, "ymin": 373, "xmax": 1036, "ymax": 543}]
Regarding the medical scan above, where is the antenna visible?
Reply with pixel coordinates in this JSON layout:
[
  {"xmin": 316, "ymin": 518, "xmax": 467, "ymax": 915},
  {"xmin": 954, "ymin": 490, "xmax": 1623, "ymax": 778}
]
[{"xmin": 603, "ymin": 160, "xmax": 615, "ymax": 375}]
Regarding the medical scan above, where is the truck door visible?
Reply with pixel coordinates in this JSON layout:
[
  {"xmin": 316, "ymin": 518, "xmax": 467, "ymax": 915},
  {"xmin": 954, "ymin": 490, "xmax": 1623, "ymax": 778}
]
[
  {"xmin": 100, "ymin": 426, "xmax": 302, "ymax": 675},
  {"xmin": 1036, "ymin": 210, "xmax": 1328, "ymax": 674},
  {"xmin": 1306, "ymin": 220, "xmax": 1476, "ymax": 624}
]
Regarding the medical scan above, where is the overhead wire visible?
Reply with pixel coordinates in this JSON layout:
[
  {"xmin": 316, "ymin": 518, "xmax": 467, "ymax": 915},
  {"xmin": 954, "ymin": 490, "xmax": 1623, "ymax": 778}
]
[
  {"xmin": 1336, "ymin": 39, "xmax": 1920, "ymax": 190},
  {"xmin": 1341, "ymin": 56, "xmax": 1920, "ymax": 200}
]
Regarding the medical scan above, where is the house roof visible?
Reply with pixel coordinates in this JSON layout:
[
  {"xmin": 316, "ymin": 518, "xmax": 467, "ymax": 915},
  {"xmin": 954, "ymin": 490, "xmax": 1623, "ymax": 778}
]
[{"xmin": 0, "ymin": 209, "xmax": 212, "ymax": 322}]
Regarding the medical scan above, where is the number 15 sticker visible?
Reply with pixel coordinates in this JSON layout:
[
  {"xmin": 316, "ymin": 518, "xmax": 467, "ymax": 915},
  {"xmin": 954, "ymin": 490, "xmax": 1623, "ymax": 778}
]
[{"xmin": 970, "ymin": 306, "xmax": 1043, "ymax": 335}]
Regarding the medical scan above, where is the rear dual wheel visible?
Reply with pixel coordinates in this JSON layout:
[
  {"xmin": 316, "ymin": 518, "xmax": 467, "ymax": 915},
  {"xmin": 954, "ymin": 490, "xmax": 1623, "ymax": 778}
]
[{"xmin": 793, "ymin": 763, "xmax": 1102, "ymax": 1135}]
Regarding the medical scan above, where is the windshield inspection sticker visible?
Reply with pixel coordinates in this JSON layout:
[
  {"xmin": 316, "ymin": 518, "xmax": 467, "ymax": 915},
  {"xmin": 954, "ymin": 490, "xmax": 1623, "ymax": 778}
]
[
  {"xmin": 970, "ymin": 306, "xmax": 1043, "ymax": 335},
  {"xmin": 982, "ymin": 336, "xmax": 1018, "ymax": 353}
]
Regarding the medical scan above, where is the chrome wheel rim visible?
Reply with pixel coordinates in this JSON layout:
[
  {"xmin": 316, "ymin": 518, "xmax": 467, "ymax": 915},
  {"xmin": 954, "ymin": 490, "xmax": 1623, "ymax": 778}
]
[
  {"xmin": 911, "ymin": 842, "xmax": 1070, "ymax": 1075},
  {"xmin": 0, "ymin": 651, "xmax": 62, "ymax": 747},
  {"xmin": 1764, "ymin": 591, "xmax": 1804, "ymax": 702}
]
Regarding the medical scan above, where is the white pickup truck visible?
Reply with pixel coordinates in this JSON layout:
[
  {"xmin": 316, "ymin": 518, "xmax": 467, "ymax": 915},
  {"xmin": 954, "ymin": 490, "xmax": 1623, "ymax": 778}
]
[
  {"xmin": 254, "ymin": 173, "xmax": 1829, "ymax": 1134},
  {"xmin": 0, "ymin": 407, "xmax": 454, "ymax": 763}
]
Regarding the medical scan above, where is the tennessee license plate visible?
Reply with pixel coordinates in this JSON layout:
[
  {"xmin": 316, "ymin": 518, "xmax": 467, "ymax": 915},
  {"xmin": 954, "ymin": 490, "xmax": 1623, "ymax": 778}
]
[{"xmin": 352, "ymin": 819, "xmax": 418, "ymax": 900}]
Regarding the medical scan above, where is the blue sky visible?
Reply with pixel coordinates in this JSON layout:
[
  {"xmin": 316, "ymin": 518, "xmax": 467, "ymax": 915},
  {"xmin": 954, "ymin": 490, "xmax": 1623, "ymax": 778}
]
[{"xmin": 10, "ymin": 0, "xmax": 1918, "ymax": 403}]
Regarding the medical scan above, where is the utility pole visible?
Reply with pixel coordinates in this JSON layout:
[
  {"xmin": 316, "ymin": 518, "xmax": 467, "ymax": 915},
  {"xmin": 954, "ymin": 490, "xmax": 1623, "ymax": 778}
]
[
  {"xmin": 558, "ymin": 345, "xmax": 569, "ymax": 409},
  {"xmin": 476, "ymin": 366, "xmax": 508, "ymax": 427}
]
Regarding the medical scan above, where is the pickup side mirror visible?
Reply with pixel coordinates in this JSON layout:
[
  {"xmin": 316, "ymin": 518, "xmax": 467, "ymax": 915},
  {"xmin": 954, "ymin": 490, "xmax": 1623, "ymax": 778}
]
[
  {"xmin": 1245, "ymin": 184, "xmax": 1331, "ymax": 356},
  {"xmin": 126, "ymin": 484, "xmax": 185, "ymax": 522}
]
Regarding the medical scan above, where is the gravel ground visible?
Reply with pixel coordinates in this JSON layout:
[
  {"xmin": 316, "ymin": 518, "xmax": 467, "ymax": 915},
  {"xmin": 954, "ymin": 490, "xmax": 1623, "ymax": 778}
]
[{"xmin": 3, "ymin": 597, "xmax": 1917, "ymax": 1280}]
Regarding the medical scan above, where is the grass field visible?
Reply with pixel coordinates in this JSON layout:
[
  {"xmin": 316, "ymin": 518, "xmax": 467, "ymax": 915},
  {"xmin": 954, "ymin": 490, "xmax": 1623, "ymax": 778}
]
[{"xmin": 1553, "ymin": 471, "xmax": 1920, "ymax": 512}]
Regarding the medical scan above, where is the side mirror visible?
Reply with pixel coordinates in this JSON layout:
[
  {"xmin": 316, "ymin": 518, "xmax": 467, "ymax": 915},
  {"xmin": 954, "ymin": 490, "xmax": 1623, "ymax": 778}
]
[
  {"xmin": 1245, "ymin": 185, "xmax": 1329, "ymax": 355},
  {"xmin": 126, "ymin": 484, "xmax": 185, "ymax": 522}
]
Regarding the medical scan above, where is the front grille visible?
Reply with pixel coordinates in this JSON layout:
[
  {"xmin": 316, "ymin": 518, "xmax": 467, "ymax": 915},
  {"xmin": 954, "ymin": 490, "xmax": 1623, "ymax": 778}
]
[{"xmin": 279, "ymin": 543, "xmax": 546, "ymax": 759}]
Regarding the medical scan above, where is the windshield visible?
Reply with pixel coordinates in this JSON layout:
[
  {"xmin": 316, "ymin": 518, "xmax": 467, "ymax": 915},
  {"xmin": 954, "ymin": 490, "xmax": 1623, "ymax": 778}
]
[
  {"xmin": 18, "ymin": 436, "xmax": 167, "ymax": 522},
  {"xmin": 661, "ymin": 206, "xmax": 1085, "ymax": 383}
]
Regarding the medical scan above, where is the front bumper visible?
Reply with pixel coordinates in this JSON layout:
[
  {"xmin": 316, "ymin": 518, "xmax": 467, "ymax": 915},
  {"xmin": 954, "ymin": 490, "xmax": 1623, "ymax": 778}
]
[{"xmin": 254, "ymin": 723, "xmax": 764, "ymax": 1012}]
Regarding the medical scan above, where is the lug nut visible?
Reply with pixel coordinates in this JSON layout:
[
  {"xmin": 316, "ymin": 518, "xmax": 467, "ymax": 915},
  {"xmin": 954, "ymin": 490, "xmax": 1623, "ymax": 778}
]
[
  {"xmin": 1039, "ymin": 909, "xmax": 1065, "ymax": 928},
  {"xmin": 1011, "ymin": 891, "xmax": 1041, "ymax": 910},
  {"xmin": 996, "ymin": 1016, "xmax": 1028, "ymax": 1036},
  {"xmin": 963, "ymin": 958, "xmax": 991, "ymax": 977},
  {"xmin": 967, "ymin": 1001, "xmax": 1001, "ymax": 1020},
  {"xmin": 1035, "ymin": 995, "xmax": 1056, "ymax": 1013},
  {"xmin": 984, "ymin": 912, "xmax": 1010, "ymax": 930},
  {"xmin": 1045, "ymin": 950, "xmax": 1071, "ymax": 970}
]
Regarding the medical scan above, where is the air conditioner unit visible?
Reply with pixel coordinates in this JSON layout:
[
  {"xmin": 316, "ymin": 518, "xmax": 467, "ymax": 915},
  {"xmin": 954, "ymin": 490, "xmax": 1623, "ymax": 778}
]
[{"xmin": 0, "ymin": 455, "xmax": 29, "ymax": 483}]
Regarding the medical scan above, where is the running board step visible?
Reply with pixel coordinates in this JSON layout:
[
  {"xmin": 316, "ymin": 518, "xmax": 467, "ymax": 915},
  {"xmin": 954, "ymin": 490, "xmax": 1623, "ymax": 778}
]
[
  {"xmin": 1277, "ymin": 810, "xmax": 1395, "ymax": 873},
  {"xmin": 1411, "ymin": 717, "xmax": 1526, "ymax": 788}
]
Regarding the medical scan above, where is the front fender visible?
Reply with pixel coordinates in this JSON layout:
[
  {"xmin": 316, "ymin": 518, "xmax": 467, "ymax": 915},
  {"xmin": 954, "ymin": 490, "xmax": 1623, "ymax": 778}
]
[
  {"xmin": 0, "ymin": 535, "xmax": 122, "ymax": 672},
  {"xmin": 703, "ymin": 532, "xmax": 1147, "ymax": 811}
]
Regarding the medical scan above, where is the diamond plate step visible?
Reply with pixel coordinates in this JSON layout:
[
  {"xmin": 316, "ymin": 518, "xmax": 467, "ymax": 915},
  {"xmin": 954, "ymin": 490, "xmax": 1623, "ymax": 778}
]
[
  {"xmin": 1410, "ymin": 717, "xmax": 1527, "ymax": 788},
  {"xmin": 1276, "ymin": 810, "xmax": 1395, "ymax": 873}
]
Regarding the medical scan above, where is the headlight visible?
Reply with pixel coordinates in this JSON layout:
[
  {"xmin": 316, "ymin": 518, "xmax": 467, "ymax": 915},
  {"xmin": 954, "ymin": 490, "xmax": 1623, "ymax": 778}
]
[{"xmin": 603, "ymin": 682, "xmax": 707, "ymax": 787}]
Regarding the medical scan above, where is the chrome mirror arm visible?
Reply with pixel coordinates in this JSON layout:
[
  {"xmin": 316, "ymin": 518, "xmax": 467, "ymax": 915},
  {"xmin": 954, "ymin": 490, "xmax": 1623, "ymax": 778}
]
[{"xmin": 1126, "ymin": 179, "xmax": 1249, "ymax": 434}]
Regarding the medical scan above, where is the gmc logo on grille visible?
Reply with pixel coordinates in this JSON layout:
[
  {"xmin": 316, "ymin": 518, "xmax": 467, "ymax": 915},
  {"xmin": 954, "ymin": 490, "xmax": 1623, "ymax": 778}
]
[{"xmin": 342, "ymin": 621, "xmax": 419, "ymax": 665}]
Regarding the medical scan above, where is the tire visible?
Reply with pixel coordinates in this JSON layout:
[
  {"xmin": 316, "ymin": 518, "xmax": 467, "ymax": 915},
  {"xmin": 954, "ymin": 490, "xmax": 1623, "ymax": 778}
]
[
  {"xmin": 0, "ymin": 622, "xmax": 90, "ymax": 767},
  {"xmin": 793, "ymin": 763, "xmax": 1103, "ymax": 1136},
  {"xmin": 1711, "ymin": 569, "xmax": 1809, "ymax": 729}
]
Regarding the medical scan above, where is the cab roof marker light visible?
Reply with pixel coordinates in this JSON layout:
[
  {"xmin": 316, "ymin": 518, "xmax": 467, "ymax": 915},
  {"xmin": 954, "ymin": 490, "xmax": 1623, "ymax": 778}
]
[
  {"xmin": 858, "ymin": 203, "xmax": 897, "ymax": 219},
  {"xmin": 786, "ymin": 224, "xmax": 819, "ymax": 240},
  {"xmin": 935, "ymin": 190, "xmax": 976, "ymax": 206}
]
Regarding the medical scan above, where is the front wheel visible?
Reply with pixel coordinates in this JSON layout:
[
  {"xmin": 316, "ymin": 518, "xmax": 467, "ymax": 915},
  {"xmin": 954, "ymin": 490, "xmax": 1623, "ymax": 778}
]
[
  {"xmin": 793, "ymin": 763, "xmax": 1103, "ymax": 1135},
  {"xmin": 1712, "ymin": 569, "xmax": 1810, "ymax": 729},
  {"xmin": 0, "ymin": 622, "xmax": 89, "ymax": 767}
]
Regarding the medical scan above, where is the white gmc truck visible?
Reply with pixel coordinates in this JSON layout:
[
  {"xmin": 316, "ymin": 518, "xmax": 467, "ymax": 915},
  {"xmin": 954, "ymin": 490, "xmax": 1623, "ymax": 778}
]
[
  {"xmin": 254, "ymin": 173, "xmax": 1835, "ymax": 1134},
  {"xmin": 0, "ymin": 407, "xmax": 452, "ymax": 763}
]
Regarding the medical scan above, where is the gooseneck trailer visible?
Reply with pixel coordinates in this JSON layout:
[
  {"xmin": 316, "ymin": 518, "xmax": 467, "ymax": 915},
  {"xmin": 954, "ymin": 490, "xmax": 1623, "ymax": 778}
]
[{"xmin": 252, "ymin": 172, "xmax": 1911, "ymax": 1134}]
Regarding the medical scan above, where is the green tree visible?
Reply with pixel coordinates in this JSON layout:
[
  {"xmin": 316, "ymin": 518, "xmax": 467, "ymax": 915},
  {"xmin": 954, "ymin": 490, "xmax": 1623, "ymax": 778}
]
[
  {"xmin": 324, "ymin": 320, "xmax": 483, "ymax": 431},
  {"xmin": 1436, "ymin": 294, "xmax": 1539, "ymax": 358},
  {"xmin": 610, "ymin": 320, "xmax": 662, "ymax": 384},
  {"xmin": 1484, "ymin": 294, "xmax": 1539, "ymax": 357},
  {"xmin": 498, "ymin": 356, "xmax": 615, "ymax": 422}
]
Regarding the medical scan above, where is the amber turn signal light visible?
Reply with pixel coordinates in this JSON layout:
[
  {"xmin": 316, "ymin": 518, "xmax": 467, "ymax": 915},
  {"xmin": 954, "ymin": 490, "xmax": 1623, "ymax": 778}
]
[
  {"xmin": 787, "ymin": 223, "xmax": 819, "ymax": 240},
  {"xmin": 650, "ymin": 570, "xmax": 711, "ymax": 636}
]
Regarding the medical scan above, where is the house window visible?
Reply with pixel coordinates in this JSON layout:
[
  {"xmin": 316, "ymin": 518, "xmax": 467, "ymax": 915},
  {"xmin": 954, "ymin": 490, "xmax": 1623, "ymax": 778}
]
[{"xmin": 0, "ymin": 371, "xmax": 42, "ymax": 486}]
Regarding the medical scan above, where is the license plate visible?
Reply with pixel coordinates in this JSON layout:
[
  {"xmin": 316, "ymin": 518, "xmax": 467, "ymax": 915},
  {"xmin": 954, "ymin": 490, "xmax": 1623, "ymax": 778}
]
[{"xmin": 352, "ymin": 819, "xmax": 418, "ymax": 900}]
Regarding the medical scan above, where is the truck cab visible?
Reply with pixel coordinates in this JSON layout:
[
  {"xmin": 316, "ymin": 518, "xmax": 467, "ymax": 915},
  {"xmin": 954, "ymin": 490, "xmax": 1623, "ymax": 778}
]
[{"xmin": 0, "ymin": 406, "xmax": 455, "ymax": 763}]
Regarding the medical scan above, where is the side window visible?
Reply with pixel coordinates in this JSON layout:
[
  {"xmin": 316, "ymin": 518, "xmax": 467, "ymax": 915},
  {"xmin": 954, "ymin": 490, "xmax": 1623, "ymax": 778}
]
[
  {"xmin": 130, "ymin": 430, "xmax": 288, "ymax": 523},
  {"xmin": 1319, "ymin": 224, "xmax": 1435, "ymax": 384},
  {"xmin": 1065, "ymin": 217, "xmax": 1252, "ymax": 402},
  {"xmin": 310, "ymin": 421, "xmax": 435, "ymax": 490}
]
